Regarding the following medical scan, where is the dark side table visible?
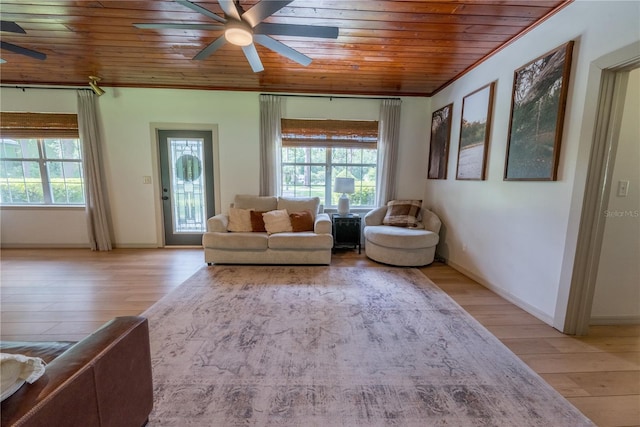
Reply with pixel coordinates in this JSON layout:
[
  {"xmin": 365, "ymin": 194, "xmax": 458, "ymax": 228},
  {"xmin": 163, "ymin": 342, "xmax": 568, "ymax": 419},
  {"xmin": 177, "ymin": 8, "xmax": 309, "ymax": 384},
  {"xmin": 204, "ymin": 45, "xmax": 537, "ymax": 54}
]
[{"xmin": 332, "ymin": 213, "xmax": 361, "ymax": 254}]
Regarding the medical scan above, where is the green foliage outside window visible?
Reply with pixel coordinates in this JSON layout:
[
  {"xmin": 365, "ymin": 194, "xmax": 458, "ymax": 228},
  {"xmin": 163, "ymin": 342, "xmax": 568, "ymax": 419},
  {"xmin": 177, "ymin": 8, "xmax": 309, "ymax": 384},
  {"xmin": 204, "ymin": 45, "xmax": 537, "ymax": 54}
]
[
  {"xmin": 0, "ymin": 138, "xmax": 85, "ymax": 205},
  {"xmin": 281, "ymin": 146, "xmax": 377, "ymax": 207}
]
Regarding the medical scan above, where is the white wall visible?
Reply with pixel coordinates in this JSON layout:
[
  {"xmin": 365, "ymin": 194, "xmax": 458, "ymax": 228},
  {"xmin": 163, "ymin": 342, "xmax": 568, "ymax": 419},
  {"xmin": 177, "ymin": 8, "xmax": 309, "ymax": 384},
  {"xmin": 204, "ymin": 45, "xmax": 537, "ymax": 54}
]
[
  {"xmin": 0, "ymin": 87, "xmax": 427, "ymax": 247},
  {"xmin": 591, "ymin": 68, "xmax": 640, "ymax": 324},
  {"xmin": 426, "ymin": 0, "xmax": 640, "ymax": 325}
]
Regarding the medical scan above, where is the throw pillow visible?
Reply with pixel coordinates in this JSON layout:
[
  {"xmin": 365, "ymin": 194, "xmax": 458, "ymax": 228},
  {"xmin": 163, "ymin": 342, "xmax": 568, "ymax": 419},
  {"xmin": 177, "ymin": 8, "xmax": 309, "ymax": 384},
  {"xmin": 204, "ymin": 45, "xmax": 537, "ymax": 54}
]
[
  {"xmin": 227, "ymin": 208, "xmax": 253, "ymax": 232},
  {"xmin": 383, "ymin": 199, "xmax": 422, "ymax": 227},
  {"xmin": 289, "ymin": 210, "xmax": 314, "ymax": 232},
  {"xmin": 1, "ymin": 353, "xmax": 46, "ymax": 402},
  {"xmin": 250, "ymin": 210, "xmax": 267, "ymax": 232},
  {"xmin": 262, "ymin": 209, "xmax": 293, "ymax": 234}
]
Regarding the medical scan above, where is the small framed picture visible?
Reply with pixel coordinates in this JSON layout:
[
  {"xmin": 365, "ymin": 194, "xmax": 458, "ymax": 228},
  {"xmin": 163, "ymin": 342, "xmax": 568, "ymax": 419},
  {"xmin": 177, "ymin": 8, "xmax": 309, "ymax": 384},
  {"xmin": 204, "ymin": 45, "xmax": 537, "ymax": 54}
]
[
  {"xmin": 504, "ymin": 41, "xmax": 574, "ymax": 181},
  {"xmin": 456, "ymin": 82, "xmax": 496, "ymax": 180},
  {"xmin": 428, "ymin": 103, "xmax": 453, "ymax": 180}
]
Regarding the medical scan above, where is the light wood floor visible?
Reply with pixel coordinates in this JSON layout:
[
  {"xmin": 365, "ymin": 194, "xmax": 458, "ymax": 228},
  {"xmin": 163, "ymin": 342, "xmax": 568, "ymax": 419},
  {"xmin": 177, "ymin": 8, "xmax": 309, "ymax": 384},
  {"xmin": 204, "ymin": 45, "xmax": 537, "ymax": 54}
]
[{"xmin": 1, "ymin": 248, "xmax": 638, "ymax": 427}]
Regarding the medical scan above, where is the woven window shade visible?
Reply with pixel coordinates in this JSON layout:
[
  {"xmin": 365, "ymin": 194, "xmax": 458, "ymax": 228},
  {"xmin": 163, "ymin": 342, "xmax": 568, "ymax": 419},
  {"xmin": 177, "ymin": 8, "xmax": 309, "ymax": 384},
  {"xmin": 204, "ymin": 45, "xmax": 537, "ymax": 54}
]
[
  {"xmin": 281, "ymin": 119, "xmax": 378, "ymax": 148},
  {"xmin": 0, "ymin": 112, "xmax": 79, "ymax": 138}
]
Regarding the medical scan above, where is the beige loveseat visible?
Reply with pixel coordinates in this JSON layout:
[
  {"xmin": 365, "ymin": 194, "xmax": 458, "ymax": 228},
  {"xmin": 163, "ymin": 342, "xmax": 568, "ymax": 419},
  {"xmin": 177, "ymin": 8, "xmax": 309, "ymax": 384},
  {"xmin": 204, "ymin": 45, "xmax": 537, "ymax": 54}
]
[{"xmin": 202, "ymin": 195, "xmax": 333, "ymax": 265}]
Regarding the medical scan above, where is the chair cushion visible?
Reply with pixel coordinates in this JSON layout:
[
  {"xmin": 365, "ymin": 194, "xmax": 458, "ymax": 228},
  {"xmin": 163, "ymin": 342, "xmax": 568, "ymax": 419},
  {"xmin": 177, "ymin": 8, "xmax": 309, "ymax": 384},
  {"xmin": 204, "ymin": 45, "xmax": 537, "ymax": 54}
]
[
  {"xmin": 268, "ymin": 232, "xmax": 334, "ymax": 250},
  {"xmin": 234, "ymin": 195, "xmax": 278, "ymax": 211},
  {"xmin": 277, "ymin": 197, "xmax": 320, "ymax": 218},
  {"xmin": 202, "ymin": 232, "xmax": 268, "ymax": 250},
  {"xmin": 364, "ymin": 225, "xmax": 438, "ymax": 249}
]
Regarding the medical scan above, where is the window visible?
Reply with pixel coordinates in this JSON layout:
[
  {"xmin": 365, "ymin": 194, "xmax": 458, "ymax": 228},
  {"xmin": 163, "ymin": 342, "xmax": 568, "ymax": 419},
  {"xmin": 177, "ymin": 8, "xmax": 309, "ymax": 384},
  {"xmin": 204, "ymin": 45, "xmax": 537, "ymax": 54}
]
[
  {"xmin": 0, "ymin": 112, "xmax": 84, "ymax": 206},
  {"xmin": 280, "ymin": 119, "xmax": 378, "ymax": 208}
]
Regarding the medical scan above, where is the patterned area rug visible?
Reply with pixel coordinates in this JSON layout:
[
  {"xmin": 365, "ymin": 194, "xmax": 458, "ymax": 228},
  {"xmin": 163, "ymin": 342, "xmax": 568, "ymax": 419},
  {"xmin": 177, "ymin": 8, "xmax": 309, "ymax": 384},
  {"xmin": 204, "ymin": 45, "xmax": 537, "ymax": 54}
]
[{"xmin": 142, "ymin": 266, "xmax": 594, "ymax": 426}]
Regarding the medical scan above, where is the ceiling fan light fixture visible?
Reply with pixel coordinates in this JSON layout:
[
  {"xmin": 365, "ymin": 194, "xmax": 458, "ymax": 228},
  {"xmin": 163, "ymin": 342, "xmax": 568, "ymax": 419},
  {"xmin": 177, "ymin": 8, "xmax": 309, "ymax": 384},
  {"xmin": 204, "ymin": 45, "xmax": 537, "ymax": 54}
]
[{"xmin": 224, "ymin": 23, "xmax": 253, "ymax": 46}]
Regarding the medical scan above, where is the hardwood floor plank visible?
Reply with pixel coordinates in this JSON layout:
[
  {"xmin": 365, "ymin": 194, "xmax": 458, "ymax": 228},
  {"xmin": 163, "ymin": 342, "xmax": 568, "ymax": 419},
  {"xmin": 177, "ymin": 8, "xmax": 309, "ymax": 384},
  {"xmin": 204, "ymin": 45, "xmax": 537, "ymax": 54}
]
[
  {"xmin": 568, "ymin": 395, "xmax": 640, "ymax": 427},
  {"xmin": 519, "ymin": 352, "xmax": 640, "ymax": 373},
  {"xmin": 541, "ymin": 371, "xmax": 640, "ymax": 396}
]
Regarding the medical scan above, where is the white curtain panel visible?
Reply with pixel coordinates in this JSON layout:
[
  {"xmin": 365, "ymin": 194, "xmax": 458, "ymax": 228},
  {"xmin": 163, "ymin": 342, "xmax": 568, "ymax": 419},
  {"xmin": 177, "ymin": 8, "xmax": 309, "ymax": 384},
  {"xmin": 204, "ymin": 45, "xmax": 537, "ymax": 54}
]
[
  {"xmin": 77, "ymin": 90, "xmax": 112, "ymax": 251},
  {"xmin": 259, "ymin": 94, "xmax": 282, "ymax": 196},
  {"xmin": 376, "ymin": 98, "xmax": 401, "ymax": 206}
]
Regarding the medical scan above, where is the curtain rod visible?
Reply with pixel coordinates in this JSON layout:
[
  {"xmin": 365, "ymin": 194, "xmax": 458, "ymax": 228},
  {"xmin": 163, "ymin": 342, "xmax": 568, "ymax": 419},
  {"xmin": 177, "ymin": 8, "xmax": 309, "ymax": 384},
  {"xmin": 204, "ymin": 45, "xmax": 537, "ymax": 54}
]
[
  {"xmin": 260, "ymin": 93, "xmax": 401, "ymax": 101},
  {"xmin": 1, "ymin": 85, "xmax": 91, "ymax": 91}
]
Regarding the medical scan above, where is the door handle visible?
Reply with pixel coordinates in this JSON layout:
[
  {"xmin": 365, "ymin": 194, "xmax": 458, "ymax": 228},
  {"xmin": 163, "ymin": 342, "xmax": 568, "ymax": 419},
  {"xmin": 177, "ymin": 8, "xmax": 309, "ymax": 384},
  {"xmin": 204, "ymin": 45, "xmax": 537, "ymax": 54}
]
[{"xmin": 162, "ymin": 196, "xmax": 169, "ymax": 200}]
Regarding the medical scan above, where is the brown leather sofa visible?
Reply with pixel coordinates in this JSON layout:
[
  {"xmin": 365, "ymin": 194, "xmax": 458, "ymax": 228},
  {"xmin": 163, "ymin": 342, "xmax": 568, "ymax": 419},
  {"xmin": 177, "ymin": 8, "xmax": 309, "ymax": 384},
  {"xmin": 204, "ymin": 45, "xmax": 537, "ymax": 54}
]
[{"xmin": 1, "ymin": 316, "xmax": 153, "ymax": 427}]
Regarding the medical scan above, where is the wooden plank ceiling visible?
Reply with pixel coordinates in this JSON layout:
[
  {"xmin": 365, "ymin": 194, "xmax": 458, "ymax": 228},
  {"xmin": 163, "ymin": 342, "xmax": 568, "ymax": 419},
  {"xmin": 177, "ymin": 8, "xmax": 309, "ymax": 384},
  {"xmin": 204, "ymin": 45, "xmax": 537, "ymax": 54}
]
[{"xmin": 0, "ymin": 0, "xmax": 570, "ymax": 96}]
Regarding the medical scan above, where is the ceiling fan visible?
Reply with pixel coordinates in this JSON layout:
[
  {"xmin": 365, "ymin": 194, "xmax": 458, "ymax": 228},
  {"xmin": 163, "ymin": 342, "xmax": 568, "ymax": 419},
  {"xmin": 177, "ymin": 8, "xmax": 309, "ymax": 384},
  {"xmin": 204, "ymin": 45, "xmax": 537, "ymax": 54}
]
[
  {"xmin": 134, "ymin": 0, "xmax": 338, "ymax": 72},
  {"xmin": 0, "ymin": 20, "xmax": 47, "ymax": 62}
]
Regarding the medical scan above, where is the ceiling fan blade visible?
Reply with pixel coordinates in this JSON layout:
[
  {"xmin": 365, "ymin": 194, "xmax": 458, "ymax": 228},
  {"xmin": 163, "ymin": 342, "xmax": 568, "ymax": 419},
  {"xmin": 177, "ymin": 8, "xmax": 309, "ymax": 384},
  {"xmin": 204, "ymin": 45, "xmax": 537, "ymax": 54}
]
[
  {"xmin": 193, "ymin": 35, "xmax": 227, "ymax": 60},
  {"xmin": 1, "ymin": 41, "xmax": 46, "ymax": 60},
  {"xmin": 134, "ymin": 23, "xmax": 224, "ymax": 30},
  {"xmin": 0, "ymin": 20, "xmax": 26, "ymax": 34},
  {"xmin": 254, "ymin": 23, "xmax": 339, "ymax": 39},
  {"xmin": 176, "ymin": 0, "xmax": 226, "ymax": 23},
  {"xmin": 242, "ymin": 1, "xmax": 293, "ymax": 28},
  {"xmin": 253, "ymin": 34, "xmax": 311, "ymax": 67},
  {"xmin": 242, "ymin": 44, "xmax": 264, "ymax": 72},
  {"xmin": 218, "ymin": 0, "xmax": 241, "ymax": 21}
]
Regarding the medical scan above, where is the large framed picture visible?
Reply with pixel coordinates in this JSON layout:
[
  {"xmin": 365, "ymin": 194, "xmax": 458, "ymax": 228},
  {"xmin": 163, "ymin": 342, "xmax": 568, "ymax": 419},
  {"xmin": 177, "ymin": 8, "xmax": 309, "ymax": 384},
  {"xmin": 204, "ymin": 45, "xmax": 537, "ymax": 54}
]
[
  {"xmin": 504, "ymin": 41, "xmax": 574, "ymax": 181},
  {"xmin": 456, "ymin": 82, "xmax": 496, "ymax": 180},
  {"xmin": 428, "ymin": 103, "xmax": 453, "ymax": 180}
]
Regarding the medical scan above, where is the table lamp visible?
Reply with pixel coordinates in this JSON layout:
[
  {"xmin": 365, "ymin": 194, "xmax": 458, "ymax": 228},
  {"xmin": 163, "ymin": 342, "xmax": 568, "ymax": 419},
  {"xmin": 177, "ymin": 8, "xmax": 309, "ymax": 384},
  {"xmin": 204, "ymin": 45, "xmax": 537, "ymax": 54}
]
[{"xmin": 334, "ymin": 177, "xmax": 355, "ymax": 216}]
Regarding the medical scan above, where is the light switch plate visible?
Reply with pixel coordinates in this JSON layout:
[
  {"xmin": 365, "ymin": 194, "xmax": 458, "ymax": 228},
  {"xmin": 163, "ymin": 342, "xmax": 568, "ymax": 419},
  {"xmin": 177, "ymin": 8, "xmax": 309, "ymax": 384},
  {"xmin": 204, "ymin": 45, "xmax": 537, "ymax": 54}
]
[
  {"xmin": 617, "ymin": 180, "xmax": 629, "ymax": 197},
  {"xmin": 143, "ymin": 176, "xmax": 152, "ymax": 184}
]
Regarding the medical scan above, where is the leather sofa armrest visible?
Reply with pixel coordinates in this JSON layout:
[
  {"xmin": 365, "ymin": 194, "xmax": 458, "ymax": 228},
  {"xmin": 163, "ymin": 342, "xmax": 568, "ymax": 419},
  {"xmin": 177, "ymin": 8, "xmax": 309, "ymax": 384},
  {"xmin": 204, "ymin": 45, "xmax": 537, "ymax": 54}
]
[
  {"xmin": 314, "ymin": 213, "xmax": 332, "ymax": 234},
  {"xmin": 207, "ymin": 213, "xmax": 229, "ymax": 232},
  {"xmin": 1, "ymin": 316, "xmax": 153, "ymax": 427},
  {"xmin": 364, "ymin": 206, "xmax": 387, "ymax": 226}
]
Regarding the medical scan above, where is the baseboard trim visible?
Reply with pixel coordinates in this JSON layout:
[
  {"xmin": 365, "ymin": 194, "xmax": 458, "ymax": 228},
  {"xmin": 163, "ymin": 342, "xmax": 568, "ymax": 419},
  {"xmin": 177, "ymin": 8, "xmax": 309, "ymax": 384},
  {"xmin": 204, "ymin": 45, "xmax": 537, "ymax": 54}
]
[
  {"xmin": 590, "ymin": 315, "xmax": 640, "ymax": 325},
  {"xmin": 0, "ymin": 243, "xmax": 90, "ymax": 249},
  {"xmin": 443, "ymin": 258, "xmax": 555, "ymax": 327},
  {"xmin": 1, "ymin": 243, "xmax": 163, "ymax": 249}
]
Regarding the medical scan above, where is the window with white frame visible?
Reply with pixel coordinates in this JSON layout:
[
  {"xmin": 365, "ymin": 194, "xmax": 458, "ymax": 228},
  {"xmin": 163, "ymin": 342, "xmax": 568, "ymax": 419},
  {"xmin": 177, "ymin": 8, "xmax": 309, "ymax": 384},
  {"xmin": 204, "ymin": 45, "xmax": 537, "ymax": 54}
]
[
  {"xmin": 0, "ymin": 112, "xmax": 85, "ymax": 205},
  {"xmin": 280, "ymin": 119, "xmax": 378, "ymax": 208}
]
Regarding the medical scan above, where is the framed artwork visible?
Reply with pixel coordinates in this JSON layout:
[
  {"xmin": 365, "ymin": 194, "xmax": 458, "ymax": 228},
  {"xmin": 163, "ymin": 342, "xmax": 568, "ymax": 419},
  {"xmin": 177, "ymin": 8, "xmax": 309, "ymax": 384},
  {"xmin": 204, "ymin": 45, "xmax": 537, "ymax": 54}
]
[
  {"xmin": 428, "ymin": 103, "xmax": 453, "ymax": 180},
  {"xmin": 456, "ymin": 82, "xmax": 496, "ymax": 180},
  {"xmin": 504, "ymin": 40, "xmax": 574, "ymax": 181}
]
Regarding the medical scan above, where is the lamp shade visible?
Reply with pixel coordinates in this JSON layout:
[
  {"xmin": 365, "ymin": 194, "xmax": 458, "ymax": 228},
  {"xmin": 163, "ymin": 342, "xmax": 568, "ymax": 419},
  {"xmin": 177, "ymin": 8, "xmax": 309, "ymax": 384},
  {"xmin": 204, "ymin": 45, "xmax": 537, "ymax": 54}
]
[{"xmin": 334, "ymin": 177, "xmax": 355, "ymax": 194}]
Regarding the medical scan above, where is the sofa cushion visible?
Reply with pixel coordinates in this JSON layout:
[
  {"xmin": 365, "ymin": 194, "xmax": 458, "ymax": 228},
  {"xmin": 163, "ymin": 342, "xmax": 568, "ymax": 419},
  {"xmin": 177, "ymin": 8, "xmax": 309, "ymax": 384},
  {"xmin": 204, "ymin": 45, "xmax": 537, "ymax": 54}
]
[
  {"xmin": 365, "ymin": 225, "xmax": 438, "ymax": 249},
  {"xmin": 227, "ymin": 208, "xmax": 253, "ymax": 232},
  {"xmin": 250, "ymin": 211, "xmax": 267, "ymax": 232},
  {"xmin": 262, "ymin": 209, "xmax": 293, "ymax": 234},
  {"xmin": 234, "ymin": 195, "xmax": 278, "ymax": 212},
  {"xmin": 203, "ymin": 232, "xmax": 268, "ymax": 250},
  {"xmin": 383, "ymin": 199, "xmax": 422, "ymax": 227},
  {"xmin": 289, "ymin": 210, "xmax": 314, "ymax": 232},
  {"xmin": 268, "ymin": 232, "xmax": 334, "ymax": 250},
  {"xmin": 277, "ymin": 197, "xmax": 320, "ymax": 218}
]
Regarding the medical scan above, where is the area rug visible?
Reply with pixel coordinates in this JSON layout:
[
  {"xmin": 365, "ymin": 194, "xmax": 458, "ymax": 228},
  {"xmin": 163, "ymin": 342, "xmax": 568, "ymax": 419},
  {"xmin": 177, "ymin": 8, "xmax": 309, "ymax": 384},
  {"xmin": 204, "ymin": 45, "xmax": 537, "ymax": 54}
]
[{"xmin": 142, "ymin": 266, "xmax": 594, "ymax": 426}]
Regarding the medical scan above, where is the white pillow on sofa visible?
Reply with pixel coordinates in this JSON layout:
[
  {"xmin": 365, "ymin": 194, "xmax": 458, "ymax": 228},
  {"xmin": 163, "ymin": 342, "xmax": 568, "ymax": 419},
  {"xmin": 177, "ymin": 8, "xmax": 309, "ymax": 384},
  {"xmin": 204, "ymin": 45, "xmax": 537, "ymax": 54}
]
[
  {"xmin": 262, "ymin": 209, "xmax": 293, "ymax": 234},
  {"xmin": 1, "ymin": 353, "xmax": 46, "ymax": 402},
  {"xmin": 227, "ymin": 208, "xmax": 253, "ymax": 232}
]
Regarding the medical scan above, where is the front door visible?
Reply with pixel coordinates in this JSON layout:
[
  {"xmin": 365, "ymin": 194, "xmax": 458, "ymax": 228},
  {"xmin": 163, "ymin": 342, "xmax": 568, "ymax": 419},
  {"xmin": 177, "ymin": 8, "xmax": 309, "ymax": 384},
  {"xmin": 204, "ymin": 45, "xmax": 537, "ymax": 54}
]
[{"xmin": 158, "ymin": 130, "xmax": 215, "ymax": 245}]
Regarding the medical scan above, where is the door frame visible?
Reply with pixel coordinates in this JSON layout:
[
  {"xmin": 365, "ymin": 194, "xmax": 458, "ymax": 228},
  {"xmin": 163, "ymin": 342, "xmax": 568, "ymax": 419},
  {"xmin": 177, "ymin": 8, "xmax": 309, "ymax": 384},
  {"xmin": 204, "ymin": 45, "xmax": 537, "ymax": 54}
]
[
  {"xmin": 556, "ymin": 42, "xmax": 640, "ymax": 335},
  {"xmin": 150, "ymin": 122, "xmax": 221, "ymax": 247}
]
